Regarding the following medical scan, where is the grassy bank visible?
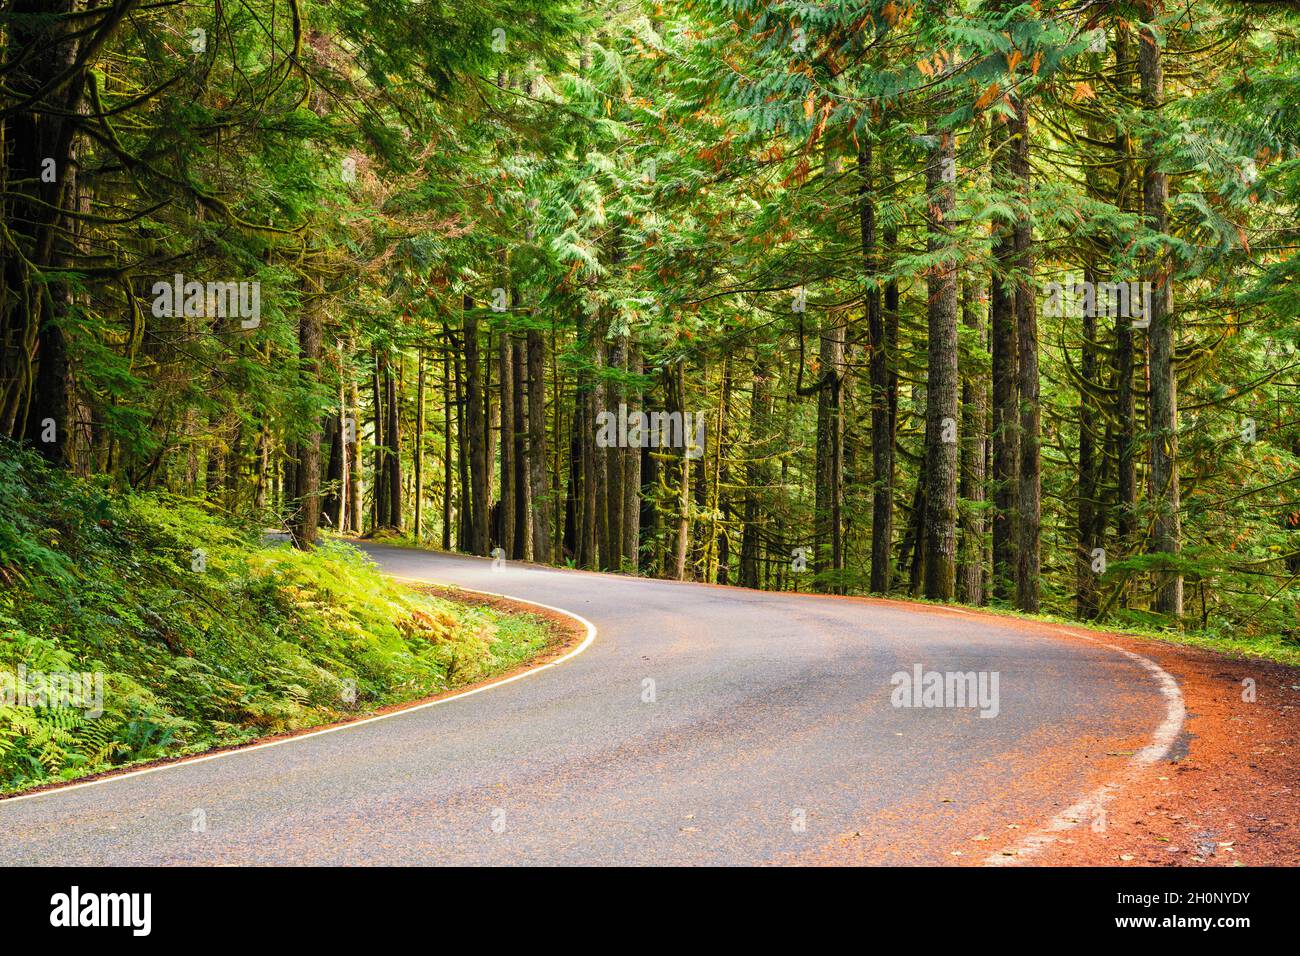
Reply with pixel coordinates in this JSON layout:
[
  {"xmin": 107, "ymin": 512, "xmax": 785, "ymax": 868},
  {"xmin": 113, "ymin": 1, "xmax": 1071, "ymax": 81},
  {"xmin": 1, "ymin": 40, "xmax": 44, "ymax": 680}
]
[{"xmin": 0, "ymin": 445, "xmax": 552, "ymax": 795}]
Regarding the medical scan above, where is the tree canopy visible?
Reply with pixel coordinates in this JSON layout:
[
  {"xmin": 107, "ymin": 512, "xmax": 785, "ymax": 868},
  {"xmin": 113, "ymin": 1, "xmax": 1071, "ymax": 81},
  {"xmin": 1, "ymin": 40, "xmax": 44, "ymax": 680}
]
[{"xmin": 3, "ymin": 0, "xmax": 1299, "ymax": 644}]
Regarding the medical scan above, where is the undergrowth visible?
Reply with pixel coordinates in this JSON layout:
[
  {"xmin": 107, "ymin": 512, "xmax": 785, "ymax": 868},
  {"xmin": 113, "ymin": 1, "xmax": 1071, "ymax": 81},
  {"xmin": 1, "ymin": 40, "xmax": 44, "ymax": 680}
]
[{"xmin": 0, "ymin": 444, "xmax": 550, "ymax": 794}]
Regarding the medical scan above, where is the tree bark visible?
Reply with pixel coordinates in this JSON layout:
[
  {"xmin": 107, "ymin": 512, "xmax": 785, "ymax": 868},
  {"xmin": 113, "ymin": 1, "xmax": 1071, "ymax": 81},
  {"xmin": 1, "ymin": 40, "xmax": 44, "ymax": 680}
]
[
  {"xmin": 441, "ymin": 338, "xmax": 453, "ymax": 550},
  {"xmin": 740, "ymin": 355, "xmax": 771, "ymax": 589},
  {"xmin": 1141, "ymin": 0, "xmax": 1183, "ymax": 617},
  {"xmin": 4, "ymin": 0, "xmax": 88, "ymax": 462},
  {"xmin": 990, "ymin": 118, "xmax": 1019, "ymax": 601},
  {"xmin": 922, "ymin": 126, "xmax": 960, "ymax": 601},
  {"xmin": 464, "ymin": 295, "xmax": 489, "ymax": 554},
  {"xmin": 499, "ymin": 330, "xmax": 516, "ymax": 557},
  {"xmin": 414, "ymin": 347, "xmax": 426, "ymax": 542},
  {"xmin": 1012, "ymin": 95, "xmax": 1041, "ymax": 613},
  {"xmin": 453, "ymin": 342, "xmax": 470, "ymax": 548},
  {"xmin": 1113, "ymin": 24, "xmax": 1139, "ymax": 586},
  {"xmin": 291, "ymin": 283, "xmax": 324, "ymax": 549},
  {"xmin": 862, "ymin": 142, "xmax": 896, "ymax": 594},
  {"xmin": 813, "ymin": 314, "xmax": 845, "ymax": 593},
  {"xmin": 593, "ymin": 342, "xmax": 610, "ymax": 568},
  {"xmin": 511, "ymin": 330, "xmax": 530, "ymax": 558},
  {"xmin": 348, "ymin": 371, "xmax": 362, "ymax": 533},
  {"xmin": 372, "ymin": 348, "xmax": 388, "ymax": 530},
  {"xmin": 959, "ymin": 280, "xmax": 987, "ymax": 605},
  {"xmin": 323, "ymin": 413, "xmax": 343, "ymax": 528},
  {"xmin": 577, "ymin": 312, "xmax": 599, "ymax": 568},
  {"xmin": 527, "ymin": 326, "xmax": 551, "ymax": 561},
  {"xmin": 622, "ymin": 347, "xmax": 642, "ymax": 570},
  {"xmin": 669, "ymin": 364, "xmax": 691, "ymax": 580},
  {"xmin": 385, "ymin": 353, "xmax": 403, "ymax": 531},
  {"xmin": 605, "ymin": 337, "xmax": 625, "ymax": 568},
  {"xmin": 1077, "ymin": 270, "xmax": 1104, "ymax": 618}
]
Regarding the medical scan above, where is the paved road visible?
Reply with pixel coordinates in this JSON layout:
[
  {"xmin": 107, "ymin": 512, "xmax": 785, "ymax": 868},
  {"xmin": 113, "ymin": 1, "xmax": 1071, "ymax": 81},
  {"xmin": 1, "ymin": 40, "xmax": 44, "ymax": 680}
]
[{"xmin": 0, "ymin": 544, "xmax": 1172, "ymax": 865}]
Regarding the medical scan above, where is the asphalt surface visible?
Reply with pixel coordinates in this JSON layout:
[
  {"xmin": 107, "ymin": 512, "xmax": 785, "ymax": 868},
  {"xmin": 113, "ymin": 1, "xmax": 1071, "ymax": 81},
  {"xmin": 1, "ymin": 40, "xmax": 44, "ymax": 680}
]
[{"xmin": 0, "ymin": 543, "xmax": 1171, "ymax": 865}]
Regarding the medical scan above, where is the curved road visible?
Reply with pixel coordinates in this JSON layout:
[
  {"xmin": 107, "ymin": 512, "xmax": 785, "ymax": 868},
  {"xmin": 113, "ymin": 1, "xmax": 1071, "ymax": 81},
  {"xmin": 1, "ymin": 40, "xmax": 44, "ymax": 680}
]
[{"xmin": 0, "ymin": 543, "xmax": 1175, "ymax": 865}]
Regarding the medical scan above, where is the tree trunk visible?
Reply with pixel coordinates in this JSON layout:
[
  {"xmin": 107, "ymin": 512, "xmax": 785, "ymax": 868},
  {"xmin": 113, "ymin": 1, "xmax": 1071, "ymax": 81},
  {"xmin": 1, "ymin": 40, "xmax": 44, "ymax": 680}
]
[
  {"xmin": 740, "ymin": 355, "xmax": 770, "ymax": 589},
  {"xmin": 206, "ymin": 408, "xmax": 227, "ymax": 502},
  {"xmin": 578, "ymin": 313, "xmax": 599, "ymax": 569},
  {"xmin": 348, "ymin": 372, "xmax": 363, "ymax": 533},
  {"xmin": 372, "ymin": 349, "xmax": 388, "ymax": 530},
  {"xmin": 1077, "ymin": 274, "xmax": 1103, "ymax": 619},
  {"xmin": 922, "ymin": 126, "xmax": 959, "ymax": 601},
  {"xmin": 706, "ymin": 358, "xmax": 732, "ymax": 583},
  {"xmin": 958, "ymin": 280, "xmax": 987, "ymax": 605},
  {"xmin": 1012, "ymin": 95, "xmax": 1041, "ymax": 613},
  {"xmin": 4, "ymin": 0, "xmax": 86, "ymax": 462},
  {"xmin": 622, "ymin": 347, "xmax": 642, "ymax": 570},
  {"xmin": 813, "ymin": 314, "xmax": 845, "ymax": 593},
  {"xmin": 862, "ymin": 142, "xmax": 896, "ymax": 594},
  {"xmin": 442, "ymin": 340, "xmax": 453, "ymax": 550},
  {"xmin": 385, "ymin": 353, "xmax": 403, "ymax": 531},
  {"xmin": 291, "ymin": 284, "xmax": 324, "ymax": 549},
  {"xmin": 990, "ymin": 118, "xmax": 1019, "ymax": 602},
  {"xmin": 499, "ymin": 330, "xmax": 516, "ymax": 557},
  {"xmin": 898, "ymin": 454, "xmax": 927, "ymax": 596},
  {"xmin": 1141, "ymin": 0, "xmax": 1183, "ymax": 617},
  {"xmin": 255, "ymin": 424, "xmax": 271, "ymax": 514},
  {"xmin": 527, "ymin": 327, "xmax": 551, "ymax": 561},
  {"xmin": 1112, "ymin": 24, "xmax": 1139, "ymax": 589},
  {"xmin": 511, "ymin": 331, "xmax": 530, "ymax": 558},
  {"xmin": 464, "ymin": 296, "xmax": 489, "ymax": 554},
  {"xmin": 345, "ymin": 369, "xmax": 361, "ymax": 535},
  {"xmin": 605, "ymin": 338, "xmax": 625, "ymax": 568},
  {"xmin": 323, "ymin": 413, "xmax": 343, "ymax": 528},
  {"xmin": 453, "ymin": 342, "xmax": 470, "ymax": 549},
  {"xmin": 593, "ymin": 342, "xmax": 610, "ymax": 568},
  {"xmin": 414, "ymin": 347, "xmax": 426, "ymax": 542},
  {"xmin": 669, "ymin": 364, "xmax": 691, "ymax": 580}
]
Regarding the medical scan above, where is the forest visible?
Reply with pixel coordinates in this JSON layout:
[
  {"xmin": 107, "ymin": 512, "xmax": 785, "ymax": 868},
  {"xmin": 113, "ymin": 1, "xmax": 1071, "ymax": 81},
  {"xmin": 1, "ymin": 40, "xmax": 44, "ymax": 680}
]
[{"xmin": 3, "ymin": 0, "xmax": 1299, "ymax": 648}]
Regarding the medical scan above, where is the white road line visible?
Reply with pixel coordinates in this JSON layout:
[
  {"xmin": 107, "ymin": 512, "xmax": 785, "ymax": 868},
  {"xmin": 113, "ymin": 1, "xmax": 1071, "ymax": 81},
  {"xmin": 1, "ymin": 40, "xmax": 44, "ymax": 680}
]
[
  {"xmin": 983, "ymin": 629, "xmax": 1186, "ymax": 866},
  {"xmin": 0, "ymin": 579, "xmax": 597, "ymax": 807}
]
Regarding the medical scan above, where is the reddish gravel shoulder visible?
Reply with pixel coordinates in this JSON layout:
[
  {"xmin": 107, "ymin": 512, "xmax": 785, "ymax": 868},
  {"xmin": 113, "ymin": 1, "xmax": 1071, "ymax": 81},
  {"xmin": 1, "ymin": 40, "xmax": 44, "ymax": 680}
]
[{"xmin": 1017, "ymin": 632, "xmax": 1300, "ymax": 866}]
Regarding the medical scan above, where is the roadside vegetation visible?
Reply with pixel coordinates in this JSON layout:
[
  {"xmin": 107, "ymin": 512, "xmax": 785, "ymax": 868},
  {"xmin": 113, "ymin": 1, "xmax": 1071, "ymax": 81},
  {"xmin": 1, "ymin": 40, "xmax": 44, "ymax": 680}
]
[{"xmin": 0, "ymin": 444, "xmax": 551, "ymax": 795}]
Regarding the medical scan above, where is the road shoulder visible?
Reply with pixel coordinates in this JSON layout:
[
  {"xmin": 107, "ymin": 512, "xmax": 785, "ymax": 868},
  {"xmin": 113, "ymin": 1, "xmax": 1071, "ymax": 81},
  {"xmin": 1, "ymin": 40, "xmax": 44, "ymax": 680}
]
[{"xmin": 1020, "ymin": 636, "xmax": 1300, "ymax": 866}]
